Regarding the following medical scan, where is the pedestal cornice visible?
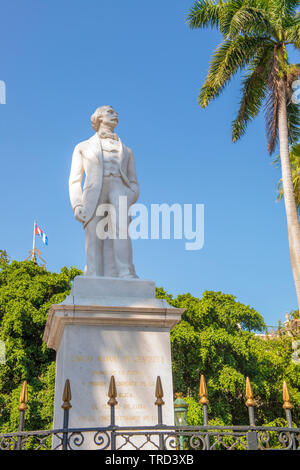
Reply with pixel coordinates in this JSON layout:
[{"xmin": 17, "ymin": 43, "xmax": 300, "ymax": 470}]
[{"xmin": 43, "ymin": 303, "xmax": 184, "ymax": 350}]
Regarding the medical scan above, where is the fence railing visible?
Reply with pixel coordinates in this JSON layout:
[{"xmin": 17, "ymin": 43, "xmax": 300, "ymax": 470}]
[{"xmin": 0, "ymin": 375, "xmax": 299, "ymax": 450}]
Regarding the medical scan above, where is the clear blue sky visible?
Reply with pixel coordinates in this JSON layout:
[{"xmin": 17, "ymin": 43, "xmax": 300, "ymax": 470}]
[{"xmin": 0, "ymin": 0, "xmax": 299, "ymax": 326}]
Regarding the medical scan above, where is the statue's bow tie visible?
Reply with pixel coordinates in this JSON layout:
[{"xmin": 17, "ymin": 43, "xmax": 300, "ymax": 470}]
[{"xmin": 99, "ymin": 132, "xmax": 119, "ymax": 141}]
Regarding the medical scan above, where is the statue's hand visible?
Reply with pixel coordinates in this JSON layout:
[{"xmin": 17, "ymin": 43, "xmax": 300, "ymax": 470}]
[
  {"xmin": 127, "ymin": 184, "xmax": 139, "ymax": 205},
  {"xmin": 74, "ymin": 206, "xmax": 86, "ymax": 223}
]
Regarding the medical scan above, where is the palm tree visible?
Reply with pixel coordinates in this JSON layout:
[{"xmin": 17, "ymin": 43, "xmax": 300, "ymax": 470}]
[
  {"xmin": 187, "ymin": 0, "xmax": 300, "ymax": 308},
  {"xmin": 274, "ymin": 142, "xmax": 300, "ymax": 213}
]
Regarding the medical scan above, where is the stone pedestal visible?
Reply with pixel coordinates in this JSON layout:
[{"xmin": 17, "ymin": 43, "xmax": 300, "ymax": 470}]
[{"xmin": 43, "ymin": 276, "xmax": 184, "ymax": 450}]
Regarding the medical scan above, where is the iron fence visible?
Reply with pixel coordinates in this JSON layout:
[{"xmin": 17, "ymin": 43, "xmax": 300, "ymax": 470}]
[{"xmin": 0, "ymin": 375, "xmax": 299, "ymax": 451}]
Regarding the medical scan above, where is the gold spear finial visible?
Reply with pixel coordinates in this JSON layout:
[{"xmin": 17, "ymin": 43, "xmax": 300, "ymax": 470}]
[
  {"xmin": 18, "ymin": 381, "xmax": 28, "ymax": 412},
  {"xmin": 245, "ymin": 377, "xmax": 255, "ymax": 407},
  {"xmin": 61, "ymin": 379, "xmax": 72, "ymax": 410},
  {"xmin": 199, "ymin": 374, "xmax": 209, "ymax": 405},
  {"xmin": 107, "ymin": 376, "xmax": 118, "ymax": 406},
  {"xmin": 283, "ymin": 381, "xmax": 293, "ymax": 410},
  {"xmin": 155, "ymin": 376, "xmax": 165, "ymax": 406}
]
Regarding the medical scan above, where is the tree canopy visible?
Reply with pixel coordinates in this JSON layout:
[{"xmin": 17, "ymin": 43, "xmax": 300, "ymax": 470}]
[{"xmin": 0, "ymin": 258, "xmax": 81, "ymax": 432}]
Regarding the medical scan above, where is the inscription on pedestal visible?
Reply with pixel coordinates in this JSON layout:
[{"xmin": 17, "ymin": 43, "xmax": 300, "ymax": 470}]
[{"xmin": 53, "ymin": 325, "xmax": 175, "ymax": 449}]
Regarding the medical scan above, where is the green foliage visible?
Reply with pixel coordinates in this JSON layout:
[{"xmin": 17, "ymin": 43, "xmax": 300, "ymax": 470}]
[
  {"xmin": 0, "ymin": 258, "xmax": 81, "ymax": 432},
  {"xmin": 156, "ymin": 289, "xmax": 300, "ymax": 426}
]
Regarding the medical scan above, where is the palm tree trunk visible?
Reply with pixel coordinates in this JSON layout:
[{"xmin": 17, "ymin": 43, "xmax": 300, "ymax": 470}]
[{"xmin": 278, "ymin": 82, "xmax": 300, "ymax": 310}]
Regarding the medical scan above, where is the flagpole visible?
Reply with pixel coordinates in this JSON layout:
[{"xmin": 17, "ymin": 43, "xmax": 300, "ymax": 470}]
[{"xmin": 32, "ymin": 220, "xmax": 36, "ymax": 262}]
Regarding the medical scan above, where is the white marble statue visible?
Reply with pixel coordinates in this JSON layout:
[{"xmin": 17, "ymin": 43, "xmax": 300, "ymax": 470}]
[{"xmin": 69, "ymin": 105, "xmax": 139, "ymax": 278}]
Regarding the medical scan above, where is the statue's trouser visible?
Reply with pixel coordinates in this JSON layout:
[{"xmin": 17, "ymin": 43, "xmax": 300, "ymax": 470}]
[{"xmin": 84, "ymin": 175, "xmax": 137, "ymax": 277}]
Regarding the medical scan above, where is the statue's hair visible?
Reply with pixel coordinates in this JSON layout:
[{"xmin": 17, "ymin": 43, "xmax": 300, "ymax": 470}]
[{"xmin": 90, "ymin": 105, "xmax": 113, "ymax": 131}]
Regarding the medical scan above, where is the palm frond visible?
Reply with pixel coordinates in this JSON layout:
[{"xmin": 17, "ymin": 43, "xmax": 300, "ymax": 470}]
[
  {"xmin": 269, "ymin": 0, "xmax": 300, "ymax": 22},
  {"xmin": 187, "ymin": 0, "xmax": 225, "ymax": 30},
  {"xmin": 228, "ymin": 6, "xmax": 275, "ymax": 38},
  {"xmin": 232, "ymin": 45, "xmax": 274, "ymax": 141},
  {"xmin": 199, "ymin": 35, "xmax": 270, "ymax": 108},
  {"xmin": 285, "ymin": 20, "xmax": 300, "ymax": 48},
  {"xmin": 287, "ymin": 101, "xmax": 300, "ymax": 144},
  {"xmin": 218, "ymin": 0, "xmax": 245, "ymax": 36},
  {"xmin": 187, "ymin": 0, "xmax": 262, "ymax": 37}
]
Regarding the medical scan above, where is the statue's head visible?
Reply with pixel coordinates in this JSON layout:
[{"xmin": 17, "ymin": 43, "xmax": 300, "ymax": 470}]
[{"xmin": 90, "ymin": 105, "xmax": 119, "ymax": 132}]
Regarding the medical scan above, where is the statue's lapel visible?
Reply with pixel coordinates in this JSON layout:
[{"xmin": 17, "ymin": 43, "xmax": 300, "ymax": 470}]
[
  {"xmin": 119, "ymin": 142, "xmax": 131, "ymax": 187},
  {"xmin": 119, "ymin": 141, "xmax": 128, "ymax": 169},
  {"xmin": 88, "ymin": 134, "xmax": 103, "ymax": 164}
]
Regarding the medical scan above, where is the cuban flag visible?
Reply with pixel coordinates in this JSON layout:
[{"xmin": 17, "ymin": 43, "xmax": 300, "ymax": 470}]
[{"xmin": 35, "ymin": 223, "xmax": 48, "ymax": 246}]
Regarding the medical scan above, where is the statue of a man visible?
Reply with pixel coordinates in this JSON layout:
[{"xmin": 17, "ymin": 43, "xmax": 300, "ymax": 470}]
[{"xmin": 69, "ymin": 105, "xmax": 139, "ymax": 278}]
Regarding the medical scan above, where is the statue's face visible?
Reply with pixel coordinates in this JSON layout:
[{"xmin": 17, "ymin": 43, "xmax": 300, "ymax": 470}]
[{"xmin": 100, "ymin": 106, "xmax": 119, "ymax": 130}]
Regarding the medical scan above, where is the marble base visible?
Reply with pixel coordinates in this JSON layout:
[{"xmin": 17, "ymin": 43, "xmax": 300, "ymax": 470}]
[{"xmin": 43, "ymin": 276, "xmax": 184, "ymax": 450}]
